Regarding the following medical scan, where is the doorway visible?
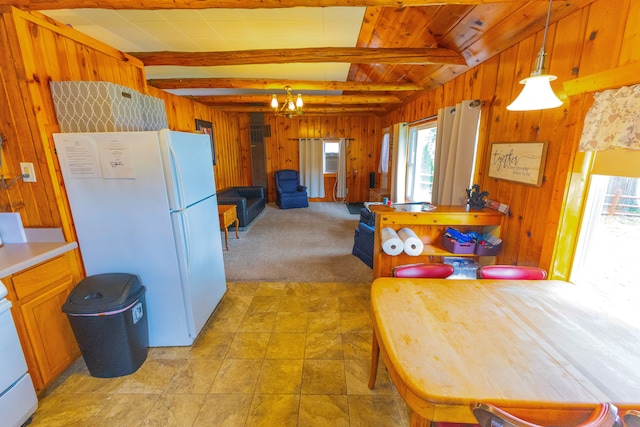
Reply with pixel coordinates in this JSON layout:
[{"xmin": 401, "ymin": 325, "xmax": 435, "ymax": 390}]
[{"xmin": 571, "ymin": 175, "xmax": 640, "ymax": 300}]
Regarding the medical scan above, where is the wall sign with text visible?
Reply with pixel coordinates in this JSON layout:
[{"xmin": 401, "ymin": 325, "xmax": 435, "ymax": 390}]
[{"xmin": 488, "ymin": 142, "xmax": 548, "ymax": 186}]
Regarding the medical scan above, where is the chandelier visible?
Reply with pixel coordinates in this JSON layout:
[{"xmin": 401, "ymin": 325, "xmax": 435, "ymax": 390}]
[
  {"xmin": 271, "ymin": 86, "xmax": 303, "ymax": 117},
  {"xmin": 507, "ymin": 0, "xmax": 563, "ymax": 111}
]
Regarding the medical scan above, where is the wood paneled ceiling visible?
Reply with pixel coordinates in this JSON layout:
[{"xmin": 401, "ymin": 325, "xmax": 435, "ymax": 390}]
[{"xmin": 10, "ymin": 0, "xmax": 595, "ymax": 115}]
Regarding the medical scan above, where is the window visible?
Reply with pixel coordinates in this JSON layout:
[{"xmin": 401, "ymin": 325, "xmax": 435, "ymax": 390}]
[
  {"xmin": 406, "ymin": 122, "xmax": 437, "ymax": 202},
  {"xmin": 323, "ymin": 140, "xmax": 339, "ymax": 173}
]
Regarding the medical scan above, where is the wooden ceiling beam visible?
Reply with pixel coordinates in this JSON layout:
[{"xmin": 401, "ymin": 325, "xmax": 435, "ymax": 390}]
[
  {"xmin": 130, "ymin": 47, "xmax": 467, "ymax": 66},
  {"xmin": 10, "ymin": 0, "xmax": 536, "ymax": 11},
  {"xmin": 193, "ymin": 94, "xmax": 402, "ymax": 105},
  {"xmin": 213, "ymin": 105, "xmax": 389, "ymax": 114},
  {"xmin": 148, "ymin": 78, "xmax": 422, "ymax": 91}
]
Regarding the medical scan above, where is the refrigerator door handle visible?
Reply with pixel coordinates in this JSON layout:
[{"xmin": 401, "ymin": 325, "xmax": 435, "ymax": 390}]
[
  {"xmin": 168, "ymin": 142, "xmax": 187, "ymax": 210},
  {"xmin": 177, "ymin": 210, "xmax": 192, "ymax": 274}
]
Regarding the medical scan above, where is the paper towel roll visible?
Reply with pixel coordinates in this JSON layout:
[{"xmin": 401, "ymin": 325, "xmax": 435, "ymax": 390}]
[
  {"xmin": 381, "ymin": 227, "xmax": 404, "ymax": 256},
  {"xmin": 398, "ymin": 227, "xmax": 424, "ymax": 256}
]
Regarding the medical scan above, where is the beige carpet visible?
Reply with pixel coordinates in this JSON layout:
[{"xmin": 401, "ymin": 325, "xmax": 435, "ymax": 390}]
[{"xmin": 221, "ymin": 202, "xmax": 373, "ymax": 283}]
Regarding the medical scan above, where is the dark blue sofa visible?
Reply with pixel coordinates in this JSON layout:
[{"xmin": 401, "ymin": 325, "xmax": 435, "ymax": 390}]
[{"xmin": 218, "ymin": 186, "xmax": 266, "ymax": 229}]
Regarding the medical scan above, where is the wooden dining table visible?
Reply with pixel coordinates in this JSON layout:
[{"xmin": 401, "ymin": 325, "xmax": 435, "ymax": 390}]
[{"xmin": 368, "ymin": 278, "xmax": 640, "ymax": 427}]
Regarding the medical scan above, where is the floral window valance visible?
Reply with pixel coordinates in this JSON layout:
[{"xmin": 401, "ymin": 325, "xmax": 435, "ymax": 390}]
[{"xmin": 579, "ymin": 83, "xmax": 640, "ymax": 152}]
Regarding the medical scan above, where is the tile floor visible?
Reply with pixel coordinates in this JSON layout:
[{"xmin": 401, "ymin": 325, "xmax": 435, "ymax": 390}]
[{"xmin": 31, "ymin": 282, "xmax": 410, "ymax": 426}]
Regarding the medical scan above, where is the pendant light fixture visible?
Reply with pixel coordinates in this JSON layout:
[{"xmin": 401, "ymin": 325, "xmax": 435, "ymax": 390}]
[
  {"xmin": 271, "ymin": 86, "xmax": 303, "ymax": 118},
  {"xmin": 507, "ymin": 0, "xmax": 563, "ymax": 111}
]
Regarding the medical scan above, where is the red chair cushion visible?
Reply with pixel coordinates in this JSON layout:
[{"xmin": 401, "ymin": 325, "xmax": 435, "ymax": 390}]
[
  {"xmin": 477, "ymin": 265, "xmax": 547, "ymax": 280},
  {"xmin": 393, "ymin": 263, "xmax": 454, "ymax": 278}
]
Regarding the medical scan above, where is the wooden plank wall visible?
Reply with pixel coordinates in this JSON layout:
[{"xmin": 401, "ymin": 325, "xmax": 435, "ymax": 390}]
[
  {"xmin": 0, "ymin": 9, "xmax": 149, "ymax": 239},
  {"xmin": 384, "ymin": 0, "xmax": 640, "ymax": 272},
  {"xmin": 263, "ymin": 114, "xmax": 382, "ymax": 203},
  {"xmin": 146, "ymin": 87, "xmax": 251, "ymax": 192}
]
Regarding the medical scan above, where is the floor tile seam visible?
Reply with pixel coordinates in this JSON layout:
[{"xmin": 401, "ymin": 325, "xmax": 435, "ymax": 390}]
[
  {"xmin": 185, "ymin": 352, "xmax": 233, "ymax": 363},
  {"xmin": 297, "ymin": 392, "xmax": 355, "ymax": 425},
  {"xmin": 46, "ymin": 387, "xmax": 118, "ymax": 396},
  {"xmin": 245, "ymin": 390, "xmax": 351, "ymax": 425},
  {"xmin": 91, "ymin": 394, "xmax": 162, "ymax": 425},
  {"xmin": 189, "ymin": 393, "xmax": 233, "ymax": 427},
  {"xmin": 244, "ymin": 391, "xmax": 302, "ymax": 425},
  {"xmin": 154, "ymin": 391, "xmax": 209, "ymax": 397},
  {"xmin": 344, "ymin": 393, "xmax": 406, "ymax": 425},
  {"xmin": 303, "ymin": 332, "xmax": 344, "ymax": 360},
  {"xmin": 243, "ymin": 392, "xmax": 393, "ymax": 398},
  {"xmin": 206, "ymin": 357, "xmax": 264, "ymax": 395},
  {"xmin": 215, "ymin": 330, "xmax": 237, "ymax": 360},
  {"xmin": 69, "ymin": 392, "xmax": 118, "ymax": 419},
  {"xmin": 163, "ymin": 358, "xmax": 226, "ymax": 395}
]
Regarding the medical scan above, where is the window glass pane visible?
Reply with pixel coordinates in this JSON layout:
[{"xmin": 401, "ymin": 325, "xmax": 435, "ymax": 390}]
[
  {"xmin": 406, "ymin": 123, "xmax": 437, "ymax": 202},
  {"xmin": 571, "ymin": 175, "xmax": 640, "ymax": 298},
  {"xmin": 324, "ymin": 141, "xmax": 339, "ymax": 173}
]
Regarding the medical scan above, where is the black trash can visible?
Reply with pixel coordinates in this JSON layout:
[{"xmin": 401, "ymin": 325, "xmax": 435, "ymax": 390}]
[{"xmin": 62, "ymin": 273, "xmax": 148, "ymax": 378}]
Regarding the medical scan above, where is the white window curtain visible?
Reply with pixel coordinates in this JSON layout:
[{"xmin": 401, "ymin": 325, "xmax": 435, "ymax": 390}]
[
  {"xmin": 390, "ymin": 122, "xmax": 408, "ymax": 203},
  {"xmin": 336, "ymin": 138, "xmax": 347, "ymax": 198},
  {"xmin": 432, "ymin": 100, "xmax": 481, "ymax": 206},
  {"xmin": 299, "ymin": 138, "xmax": 325, "ymax": 198},
  {"xmin": 379, "ymin": 129, "xmax": 390, "ymax": 188},
  {"xmin": 579, "ymin": 84, "xmax": 640, "ymax": 152}
]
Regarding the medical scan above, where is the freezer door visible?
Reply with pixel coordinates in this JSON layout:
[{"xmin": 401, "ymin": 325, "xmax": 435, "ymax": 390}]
[
  {"xmin": 160, "ymin": 130, "xmax": 216, "ymax": 210},
  {"xmin": 171, "ymin": 195, "xmax": 226, "ymax": 339}
]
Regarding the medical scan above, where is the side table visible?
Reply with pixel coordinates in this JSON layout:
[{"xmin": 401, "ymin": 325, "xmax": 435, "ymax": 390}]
[{"xmin": 217, "ymin": 204, "xmax": 239, "ymax": 250}]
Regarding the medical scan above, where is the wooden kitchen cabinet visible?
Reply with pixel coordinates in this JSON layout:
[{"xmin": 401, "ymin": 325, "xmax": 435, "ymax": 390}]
[
  {"xmin": 4, "ymin": 251, "xmax": 83, "ymax": 391},
  {"xmin": 371, "ymin": 204, "xmax": 503, "ymax": 278}
]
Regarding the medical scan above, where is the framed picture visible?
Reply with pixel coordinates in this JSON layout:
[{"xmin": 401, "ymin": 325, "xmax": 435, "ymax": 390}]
[
  {"xmin": 195, "ymin": 119, "xmax": 216, "ymax": 165},
  {"xmin": 487, "ymin": 141, "xmax": 548, "ymax": 186}
]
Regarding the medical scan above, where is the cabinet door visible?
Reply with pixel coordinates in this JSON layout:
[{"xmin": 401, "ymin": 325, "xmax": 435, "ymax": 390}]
[
  {"xmin": 19, "ymin": 281, "xmax": 79, "ymax": 387},
  {"xmin": 10, "ymin": 253, "xmax": 82, "ymax": 390}
]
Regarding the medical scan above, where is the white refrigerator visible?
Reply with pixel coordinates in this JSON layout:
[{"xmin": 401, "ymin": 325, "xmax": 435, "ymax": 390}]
[{"xmin": 53, "ymin": 130, "xmax": 226, "ymax": 346}]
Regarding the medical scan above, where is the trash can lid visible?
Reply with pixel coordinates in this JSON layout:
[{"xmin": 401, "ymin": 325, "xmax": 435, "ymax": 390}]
[{"xmin": 63, "ymin": 273, "xmax": 144, "ymax": 315}]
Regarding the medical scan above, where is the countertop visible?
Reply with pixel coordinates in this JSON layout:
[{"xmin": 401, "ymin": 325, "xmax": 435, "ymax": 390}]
[{"xmin": 0, "ymin": 242, "xmax": 78, "ymax": 278}]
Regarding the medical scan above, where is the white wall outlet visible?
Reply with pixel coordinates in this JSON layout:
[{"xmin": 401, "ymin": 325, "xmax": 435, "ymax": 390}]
[{"xmin": 20, "ymin": 162, "xmax": 37, "ymax": 183}]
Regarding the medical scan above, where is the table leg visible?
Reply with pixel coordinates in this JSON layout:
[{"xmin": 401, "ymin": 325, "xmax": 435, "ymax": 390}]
[
  {"xmin": 234, "ymin": 218, "xmax": 239, "ymax": 239},
  {"xmin": 223, "ymin": 227, "xmax": 229, "ymax": 250},
  {"xmin": 368, "ymin": 331, "xmax": 380, "ymax": 389}
]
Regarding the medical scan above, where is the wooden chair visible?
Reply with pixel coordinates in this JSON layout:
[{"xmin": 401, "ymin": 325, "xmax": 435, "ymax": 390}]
[
  {"xmin": 473, "ymin": 402, "xmax": 620, "ymax": 427},
  {"xmin": 477, "ymin": 265, "xmax": 547, "ymax": 280},
  {"xmin": 393, "ymin": 263, "xmax": 454, "ymax": 278},
  {"xmin": 624, "ymin": 410, "xmax": 640, "ymax": 427}
]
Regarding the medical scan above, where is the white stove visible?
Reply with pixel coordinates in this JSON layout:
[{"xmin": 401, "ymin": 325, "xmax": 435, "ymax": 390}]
[{"xmin": 0, "ymin": 279, "xmax": 38, "ymax": 427}]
